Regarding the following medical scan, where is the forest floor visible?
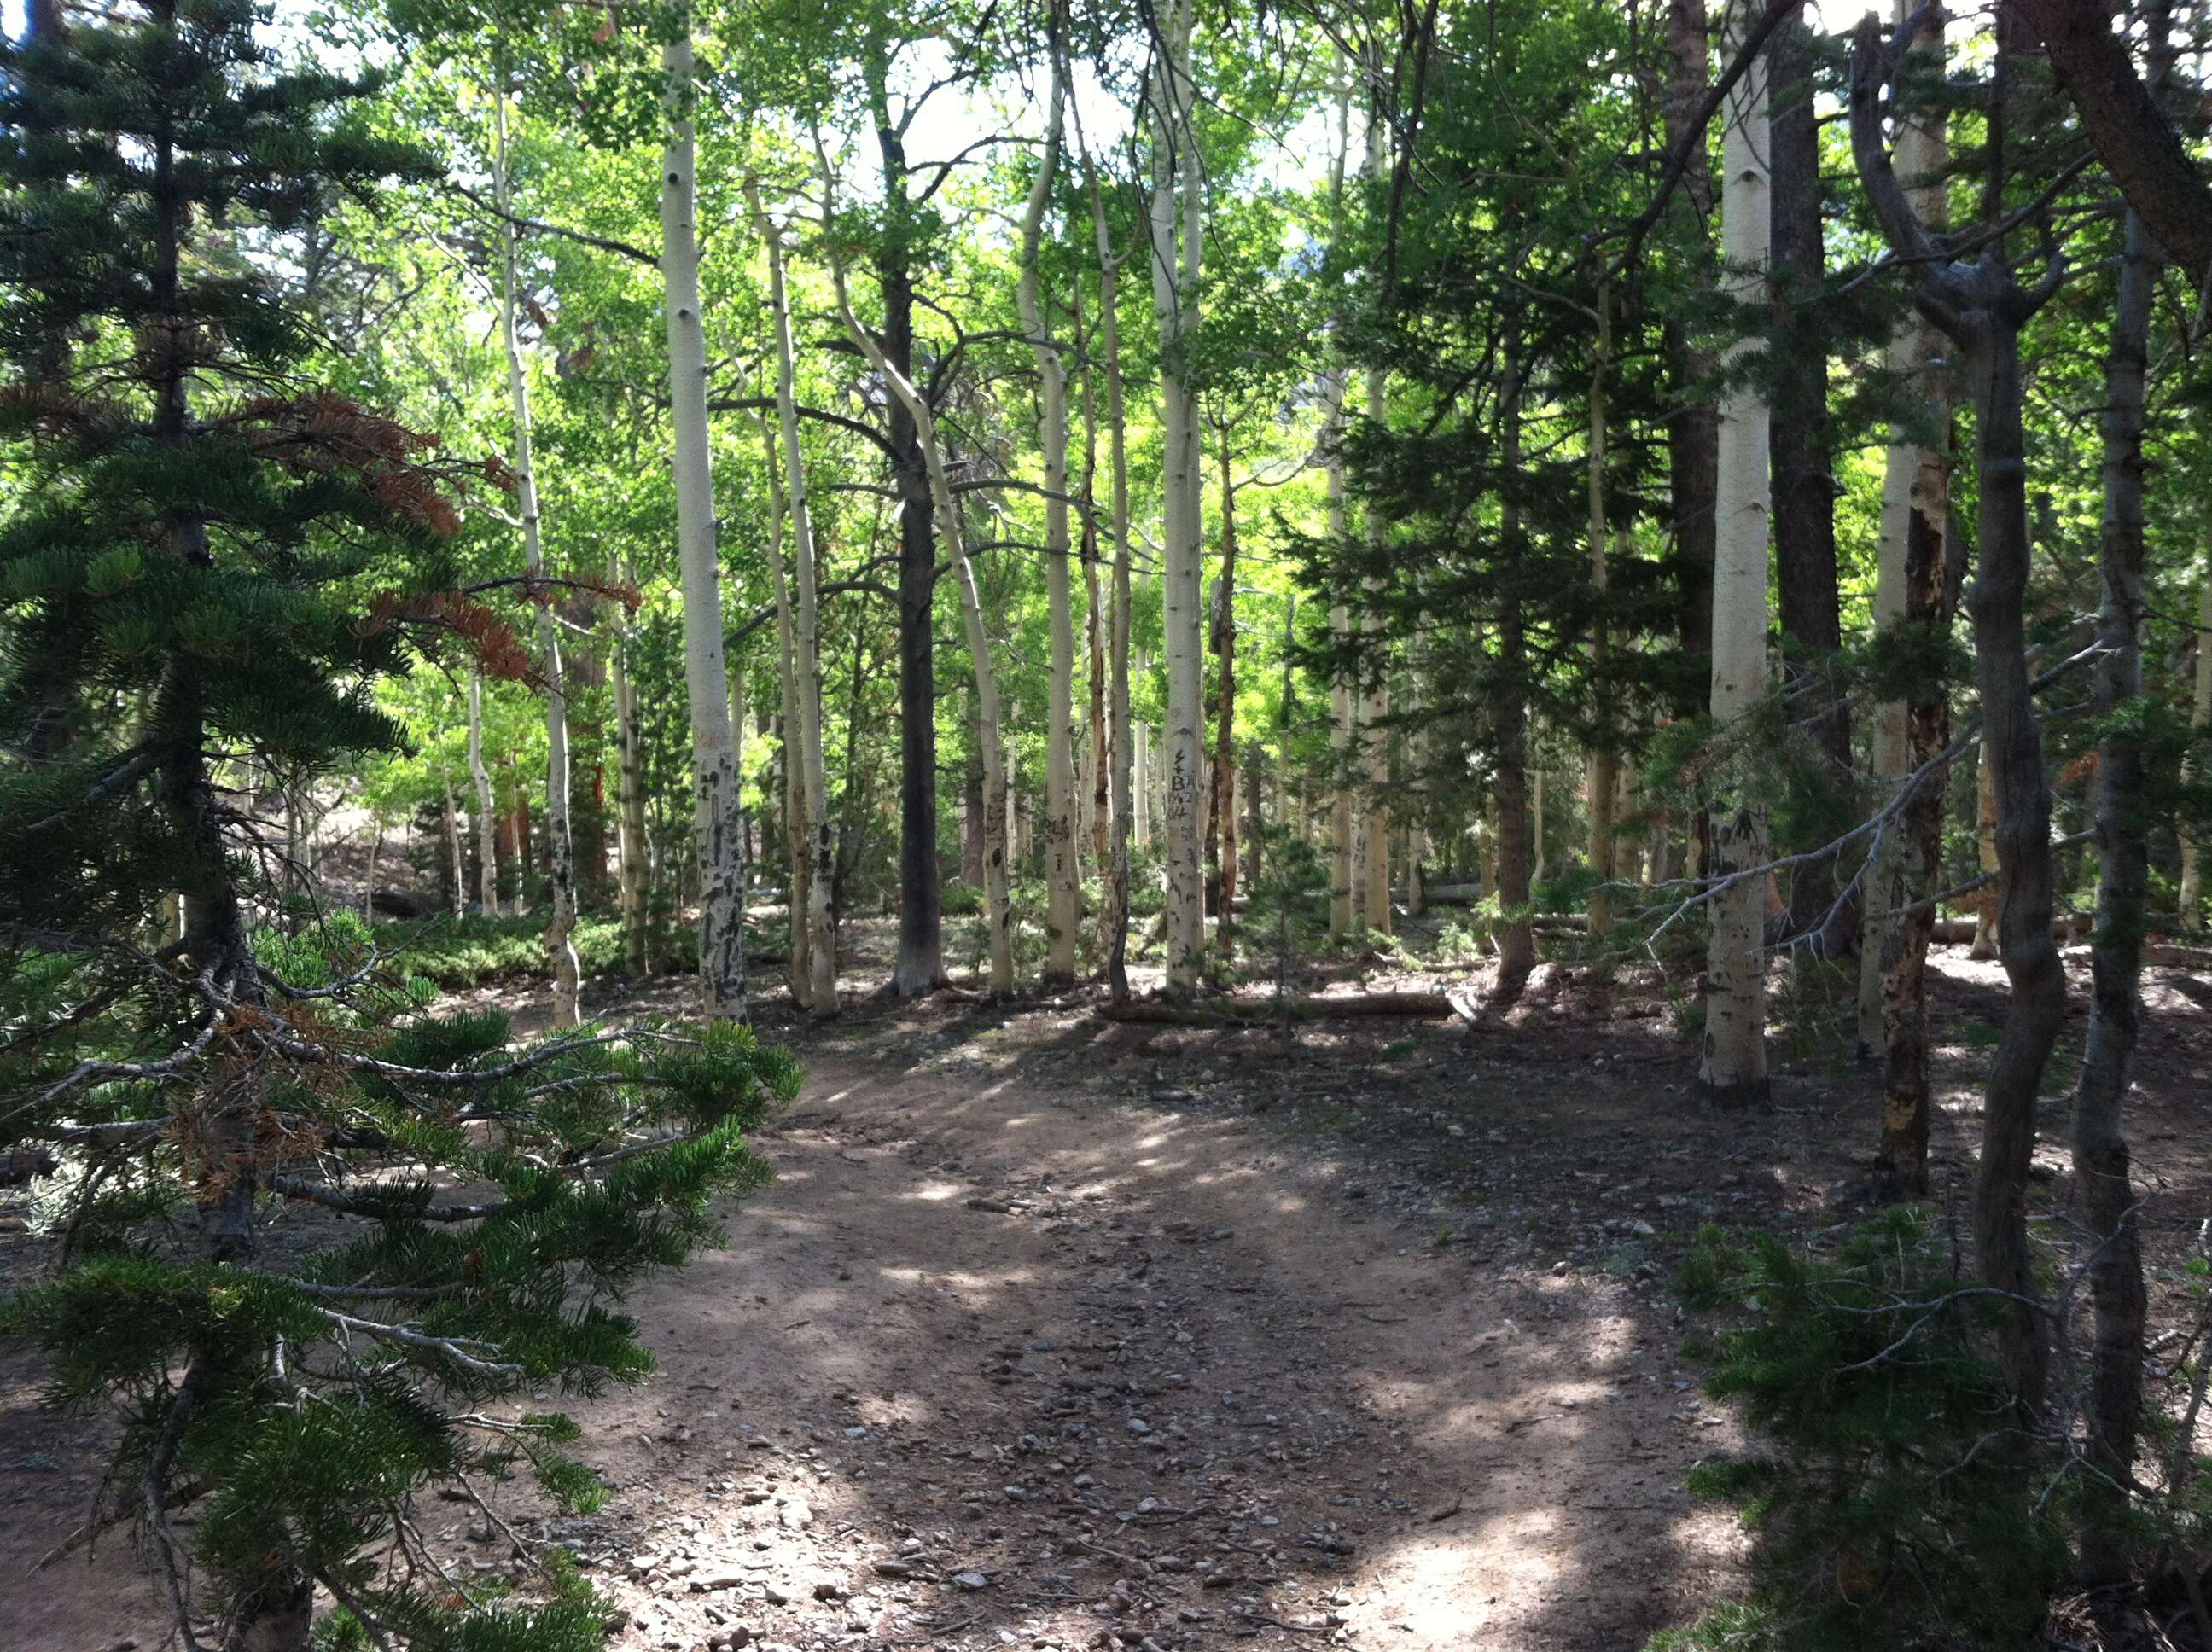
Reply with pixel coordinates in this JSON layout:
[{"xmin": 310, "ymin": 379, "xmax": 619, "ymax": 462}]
[{"xmin": 9, "ymin": 913, "xmax": 2212, "ymax": 1652}]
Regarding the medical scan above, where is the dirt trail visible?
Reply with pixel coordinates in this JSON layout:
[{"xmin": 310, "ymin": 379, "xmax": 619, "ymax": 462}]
[{"xmin": 6, "ymin": 1027, "xmax": 1743, "ymax": 1652}]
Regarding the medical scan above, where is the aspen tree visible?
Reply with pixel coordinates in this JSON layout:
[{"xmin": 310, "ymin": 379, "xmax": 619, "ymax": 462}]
[
  {"xmin": 1586, "ymin": 284, "xmax": 1618, "ymax": 937},
  {"xmin": 466, "ymin": 670, "xmax": 502, "ymax": 916},
  {"xmin": 661, "ymin": 27, "xmax": 745, "ymax": 1021},
  {"xmin": 1700, "ymin": 1, "xmax": 1773, "ymax": 1105},
  {"xmin": 1358, "ymin": 92, "xmax": 1391, "ymax": 937},
  {"xmin": 750, "ymin": 422, "xmax": 812, "ymax": 1009},
  {"xmin": 611, "ymin": 571, "xmax": 650, "ymax": 975},
  {"xmin": 748, "ymin": 179, "xmax": 839, "ymax": 1014},
  {"xmin": 2184, "ymin": 562, "xmax": 2211, "ymax": 930},
  {"xmin": 1018, "ymin": 40, "xmax": 1079, "ymax": 982},
  {"xmin": 492, "ymin": 77, "xmax": 579, "ymax": 1027},
  {"xmin": 1148, "ymin": 0, "xmax": 1206, "ymax": 996}
]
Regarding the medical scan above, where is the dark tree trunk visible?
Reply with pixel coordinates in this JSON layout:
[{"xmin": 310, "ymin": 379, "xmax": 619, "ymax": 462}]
[
  {"xmin": 1769, "ymin": 10, "xmax": 1850, "ymax": 944},
  {"xmin": 1661, "ymin": 0, "xmax": 1718, "ymax": 687}
]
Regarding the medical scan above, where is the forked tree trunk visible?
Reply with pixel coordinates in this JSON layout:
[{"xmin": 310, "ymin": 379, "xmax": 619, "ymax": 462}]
[
  {"xmin": 2071, "ymin": 4, "xmax": 2168, "ymax": 1566},
  {"xmin": 492, "ymin": 79, "xmax": 579, "ymax": 1026},
  {"xmin": 661, "ymin": 28, "xmax": 746, "ymax": 1021},
  {"xmin": 1700, "ymin": 9, "xmax": 1773, "ymax": 1107},
  {"xmin": 466, "ymin": 671, "xmax": 502, "ymax": 916},
  {"xmin": 1150, "ymin": 0, "xmax": 1206, "ymax": 996},
  {"xmin": 816, "ymin": 134, "xmax": 1014, "ymax": 995},
  {"xmin": 750, "ymin": 179, "xmax": 840, "ymax": 1014}
]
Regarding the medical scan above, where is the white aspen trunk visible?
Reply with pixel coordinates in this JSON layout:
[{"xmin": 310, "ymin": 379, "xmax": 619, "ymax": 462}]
[
  {"xmin": 611, "ymin": 608, "xmax": 649, "ymax": 975},
  {"xmin": 1133, "ymin": 711, "xmax": 1150, "ymax": 848},
  {"xmin": 493, "ymin": 80, "xmax": 580, "ymax": 1027},
  {"xmin": 1857, "ymin": 0, "xmax": 1951, "ymax": 1039},
  {"xmin": 1325, "ymin": 376, "xmax": 1356, "ymax": 939},
  {"xmin": 661, "ymin": 29, "xmax": 746, "ymax": 1021},
  {"xmin": 1020, "ymin": 58, "xmax": 1078, "ymax": 981},
  {"xmin": 1091, "ymin": 168, "xmax": 1137, "ymax": 999},
  {"xmin": 1150, "ymin": 0, "xmax": 1206, "ymax": 995},
  {"xmin": 1586, "ymin": 283, "xmax": 1620, "ymax": 935},
  {"xmin": 1701, "ymin": 8, "xmax": 1773, "ymax": 1104},
  {"xmin": 754, "ymin": 441, "xmax": 811, "ymax": 1009},
  {"xmin": 440, "ymin": 767, "xmax": 466, "ymax": 916},
  {"xmin": 814, "ymin": 131, "xmax": 1014, "ymax": 994},
  {"xmin": 2182, "ymin": 561, "xmax": 2210, "ymax": 930},
  {"xmin": 466, "ymin": 671, "xmax": 502, "ymax": 916},
  {"xmin": 749, "ymin": 181, "xmax": 840, "ymax": 1014}
]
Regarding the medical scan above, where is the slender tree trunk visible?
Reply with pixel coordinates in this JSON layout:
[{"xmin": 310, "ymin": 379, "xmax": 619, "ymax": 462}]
[
  {"xmin": 2184, "ymin": 561, "xmax": 2212, "ymax": 930},
  {"xmin": 612, "ymin": 613, "xmax": 649, "ymax": 975},
  {"xmin": 1701, "ymin": 9, "xmax": 1773, "ymax": 1106},
  {"xmin": 1212, "ymin": 445, "xmax": 1239, "ymax": 952},
  {"xmin": 750, "ymin": 181, "xmax": 840, "ymax": 1014},
  {"xmin": 1019, "ymin": 58, "xmax": 1078, "ymax": 982},
  {"xmin": 1090, "ymin": 173, "xmax": 1136, "ymax": 1002},
  {"xmin": 1326, "ymin": 375, "xmax": 1357, "ymax": 942},
  {"xmin": 1493, "ymin": 343, "xmax": 1536, "ymax": 1002},
  {"xmin": 2072, "ymin": 26, "xmax": 2167, "ymax": 1564},
  {"xmin": 755, "ymin": 428, "xmax": 812, "ymax": 1009},
  {"xmin": 661, "ymin": 29, "xmax": 745, "ymax": 1021},
  {"xmin": 1662, "ymin": 0, "xmax": 1720, "ymax": 678},
  {"xmin": 1586, "ymin": 284, "xmax": 1619, "ymax": 937},
  {"xmin": 1360, "ymin": 348, "xmax": 1392, "ymax": 938},
  {"xmin": 1150, "ymin": 0, "xmax": 1206, "ymax": 996},
  {"xmin": 440, "ymin": 768, "xmax": 465, "ymax": 916},
  {"xmin": 466, "ymin": 671, "xmax": 501, "ymax": 916},
  {"xmin": 1077, "ymin": 290, "xmax": 1111, "ymax": 880},
  {"xmin": 1770, "ymin": 9, "xmax": 1848, "ymax": 949},
  {"xmin": 493, "ymin": 79, "xmax": 579, "ymax": 1026}
]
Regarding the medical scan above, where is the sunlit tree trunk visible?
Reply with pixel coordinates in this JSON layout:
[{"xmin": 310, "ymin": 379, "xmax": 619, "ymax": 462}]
[
  {"xmin": 754, "ymin": 426, "xmax": 812, "ymax": 1009},
  {"xmin": 1150, "ymin": 0, "xmax": 1205, "ymax": 996},
  {"xmin": 440, "ymin": 767, "xmax": 465, "ymax": 916},
  {"xmin": 466, "ymin": 671, "xmax": 502, "ymax": 916},
  {"xmin": 492, "ymin": 78, "xmax": 579, "ymax": 1026},
  {"xmin": 1019, "ymin": 55, "xmax": 1078, "ymax": 982},
  {"xmin": 750, "ymin": 181, "xmax": 839, "ymax": 1015},
  {"xmin": 1701, "ymin": 9, "xmax": 1773, "ymax": 1105},
  {"xmin": 661, "ymin": 28, "xmax": 745, "ymax": 1021},
  {"xmin": 611, "ymin": 605, "xmax": 649, "ymax": 976},
  {"xmin": 1086, "ymin": 169, "xmax": 1137, "ymax": 1000}
]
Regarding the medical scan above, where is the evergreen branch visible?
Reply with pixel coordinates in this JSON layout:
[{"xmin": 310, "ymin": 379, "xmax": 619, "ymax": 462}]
[
  {"xmin": 315, "ymin": 1308, "xmax": 526, "ymax": 1378},
  {"xmin": 267, "ymin": 1174, "xmax": 508, "ymax": 1224},
  {"xmin": 15, "ymin": 747, "xmax": 154, "ymax": 835}
]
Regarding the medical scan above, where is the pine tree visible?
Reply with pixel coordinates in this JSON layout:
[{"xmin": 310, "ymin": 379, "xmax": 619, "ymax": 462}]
[{"xmin": 0, "ymin": 8, "xmax": 794, "ymax": 1647}]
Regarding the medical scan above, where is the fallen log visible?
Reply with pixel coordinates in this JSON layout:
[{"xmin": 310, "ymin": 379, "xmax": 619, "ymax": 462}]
[{"xmin": 1099, "ymin": 990, "xmax": 1465, "ymax": 1027}]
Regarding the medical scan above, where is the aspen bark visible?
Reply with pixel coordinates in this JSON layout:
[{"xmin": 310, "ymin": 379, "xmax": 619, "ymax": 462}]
[
  {"xmin": 1357, "ymin": 102, "xmax": 1391, "ymax": 939},
  {"xmin": 1325, "ymin": 374, "xmax": 1356, "ymax": 941},
  {"xmin": 1091, "ymin": 171, "xmax": 1133, "ymax": 998},
  {"xmin": 1701, "ymin": 8, "xmax": 1773, "ymax": 1105},
  {"xmin": 1019, "ymin": 57, "xmax": 1078, "ymax": 982},
  {"xmin": 466, "ymin": 671, "xmax": 502, "ymax": 916},
  {"xmin": 612, "ymin": 611, "xmax": 649, "ymax": 976},
  {"xmin": 1211, "ymin": 444, "xmax": 1239, "ymax": 951},
  {"xmin": 1150, "ymin": 0, "xmax": 1206, "ymax": 995},
  {"xmin": 661, "ymin": 29, "xmax": 746, "ymax": 1021},
  {"xmin": 754, "ymin": 426, "xmax": 812, "ymax": 1009},
  {"xmin": 492, "ymin": 79, "xmax": 579, "ymax": 1027},
  {"xmin": 749, "ymin": 180, "xmax": 840, "ymax": 1014},
  {"xmin": 440, "ymin": 767, "xmax": 465, "ymax": 916}
]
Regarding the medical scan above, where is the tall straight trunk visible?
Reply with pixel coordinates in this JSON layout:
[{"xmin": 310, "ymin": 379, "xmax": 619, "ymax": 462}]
[
  {"xmin": 661, "ymin": 30, "xmax": 745, "ymax": 1021},
  {"xmin": 1971, "ymin": 745, "xmax": 2000, "ymax": 956},
  {"xmin": 1019, "ymin": 59, "xmax": 1078, "ymax": 982},
  {"xmin": 816, "ymin": 135, "xmax": 1013, "ymax": 995},
  {"xmin": 440, "ymin": 768, "xmax": 465, "ymax": 916},
  {"xmin": 612, "ymin": 611, "xmax": 649, "ymax": 975},
  {"xmin": 1769, "ymin": 10, "xmax": 1848, "ymax": 947},
  {"xmin": 1862, "ymin": 0, "xmax": 1950, "ymax": 1193},
  {"xmin": 1662, "ymin": 0, "xmax": 1720, "ymax": 676},
  {"xmin": 1090, "ymin": 172, "xmax": 1136, "ymax": 1001},
  {"xmin": 492, "ymin": 79, "xmax": 579, "ymax": 1026},
  {"xmin": 750, "ymin": 181, "xmax": 840, "ymax": 1014},
  {"xmin": 1586, "ymin": 283, "xmax": 1619, "ymax": 935},
  {"xmin": 754, "ymin": 427, "xmax": 812, "ymax": 1009},
  {"xmin": 1325, "ymin": 376, "xmax": 1357, "ymax": 940},
  {"xmin": 1076, "ymin": 289, "xmax": 1112, "ymax": 879},
  {"xmin": 1853, "ymin": 14, "xmax": 2065, "ymax": 1412},
  {"xmin": 1701, "ymin": 9, "xmax": 1773, "ymax": 1106},
  {"xmin": 1493, "ymin": 344, "xmax": 1536, "ymax": 1001},
  {"xmin": 1211, "ymin": 446, "xmax": 1239, "ymax": 951},
  {"xmin": 2071, "ymin": 3, "xmax": 2168, "ymax": 1568},
  {"xmin": 865, "ymin": 40, "xmax": 945, "ymax": 998},
  {"xmin": 2184, "ymin": 561, "xmax": 2212, "ymax": 930},
  {"xmin": 466, "ymin": 672, "xmax": 502, "ymax": 916},
  {"xmin": 1359, "ymin": 360, "xmax": 1392, "ymax": 938},
  {"xmin": 1150, "ymin": 0, "xmax": 1206, "ymax": 996}
]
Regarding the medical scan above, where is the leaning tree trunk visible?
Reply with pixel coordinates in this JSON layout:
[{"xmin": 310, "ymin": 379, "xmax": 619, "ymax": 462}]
[
  {"xmin": 2071, "ymin": 10, "xmax": 2167, "ymax": 1565},
  {"xmin": 466, "ymin": 670, "xmax": 502, "ymax": 916},
  {"xmin": 661, "ymin": 27, "xmax": 746, "ymax": 1022},
  {"xmin": 751, "ymin": 180, "xmax": 839, "ymax": 1014},
  {"xmin": 1090, "ymin": 171, "xmax": 1136, "ymax": 1002},
  {"xmin": 1150, "ymin": 0, "xmax": 1206, "ymax": 997},
  {"xmin": 1861, "ymin": 0, "xmax": 1950, "ymax": 1190},
  {"xmin": 492, "ymin": 80, "xmax": 579, "ymax": 1026},
  {"xmin": 1700, "ymin": 9, "xmax": 1773, "ymax": 1108}
]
